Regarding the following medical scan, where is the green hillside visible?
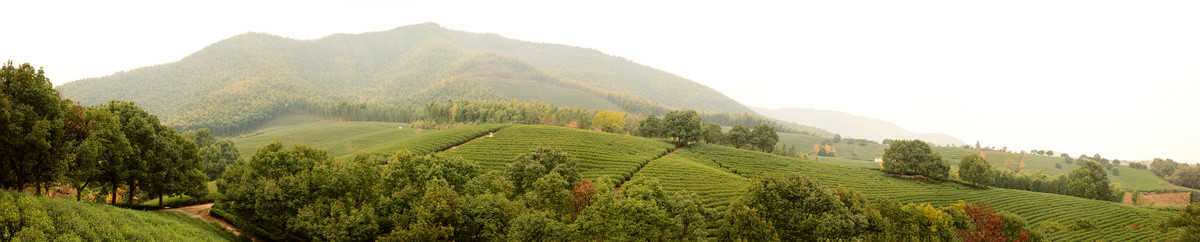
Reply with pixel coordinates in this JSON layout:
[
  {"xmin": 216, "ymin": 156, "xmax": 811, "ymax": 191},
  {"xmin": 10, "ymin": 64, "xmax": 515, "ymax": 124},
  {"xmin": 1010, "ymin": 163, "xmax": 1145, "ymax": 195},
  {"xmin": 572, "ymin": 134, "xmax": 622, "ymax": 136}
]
[
  {"xmin": 443, "ymin": 125, "xmax": 676, "ymax": 181},
  {"xmin": 0, "ymin": 192, "xmax": 240, "ymax": 241},
  {"xmin": 57, "ymin": 23, "xmax": 751, "ymax": 136},
  {"xmin": 232, "ymin": 115, "xmax": 432, "ymax": 159},
  {"xmin": 659, "ymin": 144, "xmax": 1178, "ymax": 241}
]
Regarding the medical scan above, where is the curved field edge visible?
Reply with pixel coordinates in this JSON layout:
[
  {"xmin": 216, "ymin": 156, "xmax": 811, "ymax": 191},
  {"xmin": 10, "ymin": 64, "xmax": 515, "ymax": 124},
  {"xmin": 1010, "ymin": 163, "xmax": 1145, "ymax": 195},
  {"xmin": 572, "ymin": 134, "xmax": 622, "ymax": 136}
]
[{"xmin": 1, "ymin": 191, "xmax": 242, "ymax": 241}]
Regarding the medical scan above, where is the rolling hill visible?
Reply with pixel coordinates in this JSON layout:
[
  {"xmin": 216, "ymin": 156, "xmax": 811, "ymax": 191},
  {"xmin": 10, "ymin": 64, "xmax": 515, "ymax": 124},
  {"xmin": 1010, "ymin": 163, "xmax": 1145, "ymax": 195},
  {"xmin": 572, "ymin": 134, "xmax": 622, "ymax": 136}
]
[
  {"xmin": 0, "ymin": 191, "xmax": 240, "ymax": 241},
  {"xmin": 752, "ymin": 106, "xmax": 965, "ymax": 146},
  {"xmin": 57, "ymin": 23, "xmax": 751, "ymax": 136}
]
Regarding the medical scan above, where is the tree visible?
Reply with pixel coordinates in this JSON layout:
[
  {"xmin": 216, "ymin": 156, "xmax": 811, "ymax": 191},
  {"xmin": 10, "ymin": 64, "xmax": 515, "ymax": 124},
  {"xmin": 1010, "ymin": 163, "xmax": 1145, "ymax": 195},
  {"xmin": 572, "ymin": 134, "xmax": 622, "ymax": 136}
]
[
  {"xmin": 1160, "ymin": 203, "xmax": 1200, "ymax": 241},
  {"xmin": 833, "ymin": 134, "xmax": 842, "ymax": 143},
  {"xmin": 185, "ymin": 128, "xmax": 239, "ymax": 180},
  {"xmin": 637, "ymin": 115, "xmax": 663, "ymax": 138},
  {"xmin": 662, "ymin": 110, "xmax": 702, "ymax": 143},
  {"xmin": 701, "ymin": 122, "xmax": 723, "ymax": 144},
  {"xmin": 725, "ymin": 173, "xmax": 878, "ymax": 241},
  {"xmin": 67, "ymin": 107, "xmax": 131, "ymax": 201},
  {"xmin": 750, "ymin": 124, "xmax": 779, "ymax": 152},
  {"xmin": 506, "ymin": 147, "xmax": 579, "ymax": 195},
  {"xmin": 881, "ymin": 140, "xmax": 949, "ymax": 180},
  {"xmin": 958, "ymin": 154, "xmax": 993, "ymax": 187},
  {"xmin": 1066, "ymin": 161, "xmax": 1114, "ymax": 201},
  {"xmin": 592, "ymin": 110, "xmax": 626, "ymax": 133},
  {"xmin": 1151, "ymin": 158, "xmax": 1179, "ymax": 177},
  {"xmin": 0, "ymin": 61, "xmax": 69, "ymax": 194},
  {"xmin": 726, "ymin": 124, "xmax": 752, "ymax": 149}
]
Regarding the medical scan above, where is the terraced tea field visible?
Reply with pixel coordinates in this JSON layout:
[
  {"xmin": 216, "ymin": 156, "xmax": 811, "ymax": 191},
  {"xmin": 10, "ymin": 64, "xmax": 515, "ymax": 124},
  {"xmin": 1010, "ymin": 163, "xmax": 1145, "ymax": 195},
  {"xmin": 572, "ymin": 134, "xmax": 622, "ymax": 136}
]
[
  {"xmin": 234, "ymin": 115, "xmax": 432, "ymax": 159},
  {"xmin": 363, "ymin": 123, "xmax": 512, "ymax": 156},
  {"xmin": 669, "ymin": 144, "xmax": 1180, "ymax": 241},
  {"xmin": 629, "ymin": 154, "xmax": 750, "ymax": 210},
  {"xmin": 443, "ymin": 125, "xmax": 676, "ymax": 181},
  {"xmin": 0, "ymin": 192, "xmax": 240, "ymax": 241}
]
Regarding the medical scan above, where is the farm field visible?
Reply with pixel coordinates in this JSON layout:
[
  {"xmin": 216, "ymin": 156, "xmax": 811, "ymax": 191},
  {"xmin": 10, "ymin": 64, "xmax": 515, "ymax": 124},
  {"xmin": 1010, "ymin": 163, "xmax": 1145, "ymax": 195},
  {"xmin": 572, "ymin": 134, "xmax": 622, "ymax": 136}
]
[
  {"xmin": 233, "ymin": 115, "xmax": 431, "ymax": 159},
  {"xmin": 0, "ymin": 191, "xmax": 241, "ymax": 241},
  {"xmin": 362, "ymin": 123, "xmax": 512, "ymax": 156},
  {"xmin": 776, "ymin": 132, "xmax": 887, "ymax": 160},
  {"xmin": 659, "ymin": 144, "xmax": 1180, "ymax": 241},
  {"xmin": 442, "ymin": 125, "xmax": 676, "ymax": 181},
  {"xmin": 629, "ymin": 154, "xmax": 750, "ymax": 210}
]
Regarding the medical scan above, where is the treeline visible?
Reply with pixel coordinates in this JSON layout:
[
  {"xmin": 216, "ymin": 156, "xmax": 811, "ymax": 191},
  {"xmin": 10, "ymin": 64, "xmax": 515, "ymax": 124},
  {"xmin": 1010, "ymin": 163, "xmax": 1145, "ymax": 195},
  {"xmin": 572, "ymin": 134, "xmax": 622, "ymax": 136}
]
[
  {"xmin": 1147, "ymin": 158, "xmax": 1200, "ymax": 190},
  {"xmin": 991, "ymin": 161, "xmax": 1123, "ymax": 202},
  {"xmin": 1, "ymin": 62, "xmax": 211, "ymax": 207},
  {"xmin": 637, "ymin": 110, "xmax": 780, "ymax": 152},
  {"xmin": 879, "ymin": 139, "xmax": 1121, "ymax": 202},
  {"xmin": 215, "ymin": 144, "xmax": 1041, "ymax": 241}
]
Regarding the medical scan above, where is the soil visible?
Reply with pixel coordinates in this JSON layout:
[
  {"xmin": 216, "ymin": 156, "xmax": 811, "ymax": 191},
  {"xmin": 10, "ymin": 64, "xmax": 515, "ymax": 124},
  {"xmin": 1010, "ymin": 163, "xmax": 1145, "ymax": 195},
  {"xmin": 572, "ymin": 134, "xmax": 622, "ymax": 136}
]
[
  {"xmin": 162, "ymin": 203, "xmax": 262, "ymax": 241},
  {"xmin": 1123, "ymin": 191, "xmax": 1191, "ymax": 206}
]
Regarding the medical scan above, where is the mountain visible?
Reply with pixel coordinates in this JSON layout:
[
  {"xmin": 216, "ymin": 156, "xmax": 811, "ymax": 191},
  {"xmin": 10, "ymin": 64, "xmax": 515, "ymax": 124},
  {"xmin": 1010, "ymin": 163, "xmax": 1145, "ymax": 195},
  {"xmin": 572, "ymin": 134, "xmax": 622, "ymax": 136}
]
[
  {"xmin": 752, "ymin": 107, "xmax": 966, "ymax": 146},
  {"xmin": 57, "ymin": 23, "xmax": 750, "ymax": 132}
]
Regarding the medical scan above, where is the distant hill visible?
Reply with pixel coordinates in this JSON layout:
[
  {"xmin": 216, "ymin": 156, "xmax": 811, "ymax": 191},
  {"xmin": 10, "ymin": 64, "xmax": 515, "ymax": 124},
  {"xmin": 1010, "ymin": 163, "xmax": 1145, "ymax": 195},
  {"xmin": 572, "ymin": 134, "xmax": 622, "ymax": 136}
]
[
  {"xmin": 57, "ymin": 23, "xmax": 749, "ymax": 132},
  {"xmin": 752, "ymin": 107, "xmax": 965, "ymax": 146}
]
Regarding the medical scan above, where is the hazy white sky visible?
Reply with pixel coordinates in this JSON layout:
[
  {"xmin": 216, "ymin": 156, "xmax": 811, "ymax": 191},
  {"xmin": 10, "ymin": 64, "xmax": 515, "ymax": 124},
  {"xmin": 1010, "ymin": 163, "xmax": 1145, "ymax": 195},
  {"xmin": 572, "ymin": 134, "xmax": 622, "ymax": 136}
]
[{"xmin": 3, "ymin": 0, "xmax": 1198, "ymax": 162}]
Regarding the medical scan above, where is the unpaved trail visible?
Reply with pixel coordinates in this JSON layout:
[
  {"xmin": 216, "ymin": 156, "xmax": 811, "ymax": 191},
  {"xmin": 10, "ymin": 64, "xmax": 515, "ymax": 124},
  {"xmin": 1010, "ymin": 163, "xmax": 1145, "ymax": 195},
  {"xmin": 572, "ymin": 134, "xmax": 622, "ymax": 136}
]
[
  {"xmin": 617, "ymin": 145, "xmax": 686, "ymax": 191},
  {"xmin": 443, "ymin": 132, "xmax": 495, "ymax": 152},
  {"xmin": 162, "ymin": 203, "xmax": 262, "ymax": 241}
]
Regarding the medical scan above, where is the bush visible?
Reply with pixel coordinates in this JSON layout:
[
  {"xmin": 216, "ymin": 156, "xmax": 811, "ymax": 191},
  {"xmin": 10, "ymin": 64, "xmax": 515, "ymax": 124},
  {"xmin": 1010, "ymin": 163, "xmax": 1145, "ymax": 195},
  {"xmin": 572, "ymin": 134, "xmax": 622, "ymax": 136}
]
[{"xmin": 1069, "ymin": 217, "xmax": 1097, "ymax": 231}]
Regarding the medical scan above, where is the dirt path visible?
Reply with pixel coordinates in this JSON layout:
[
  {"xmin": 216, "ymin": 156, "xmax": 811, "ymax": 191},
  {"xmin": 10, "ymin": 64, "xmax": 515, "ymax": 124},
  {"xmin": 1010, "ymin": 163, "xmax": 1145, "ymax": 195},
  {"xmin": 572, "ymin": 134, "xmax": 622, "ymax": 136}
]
[
  {"xmin": 617, "ymin": 145, "xmax": 686, "ymax": 191},
  {"xmin": 442, "ymin": 132, "xmax": 495, "ymax": 152},
  {"xmin": 162, "ymin": 203, "xmax": 261, "ymax": 241}
]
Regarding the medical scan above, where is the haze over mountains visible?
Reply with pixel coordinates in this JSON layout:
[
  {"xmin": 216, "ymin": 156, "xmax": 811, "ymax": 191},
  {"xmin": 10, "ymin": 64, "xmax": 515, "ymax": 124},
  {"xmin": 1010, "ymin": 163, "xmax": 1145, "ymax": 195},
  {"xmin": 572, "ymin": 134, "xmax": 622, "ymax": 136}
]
[
  {"xmin": 753, "ymin": 107, "xmax": 966, "ymax": 146},
  {"xmin": 60, "ymin": 22, "xmax": 955, "ymax": 144}
]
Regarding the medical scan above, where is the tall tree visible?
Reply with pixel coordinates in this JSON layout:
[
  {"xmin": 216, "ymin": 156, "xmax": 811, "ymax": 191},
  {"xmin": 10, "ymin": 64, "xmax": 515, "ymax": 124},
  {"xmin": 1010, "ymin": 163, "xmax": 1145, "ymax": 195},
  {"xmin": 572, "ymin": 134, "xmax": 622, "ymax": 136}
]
[
  {"xmin": 67, "ymin": 107, "xmax": 131, "ymax": 201},
  {"xmin": 750, "ymin": 124, "xmax": 779, "ymax": 152},
  {"xmin": 881, "ymin": 140, "xmax": 949, "ymax": 180},
  {"xmin": 958, "ymin": 154, "xmax": 993, "ymax": 187},
  {"xmin": 637, "ymin": 115, "xmax": 663, "ymax": 138},
  {"xmin": 0, "ymin": 61, "xmax": 69, "ymax": 194},
  {"xmin": 1066, "ymin": 161, "xmax": 1114, "ymax": 201},
  {"xmin": 701, "ymin": 122, "xmax": 723, "ymax": 144},
  {"xmin": 592, "ymin": 110, "xmax": 626, "ymax": 133},
  {"xmin": 725, "ymin": 124, "xmax": 752, "ymax": 149},
  {"xmin": 662, "ymin": 110, "xmax": 702, "ymax": 143}
]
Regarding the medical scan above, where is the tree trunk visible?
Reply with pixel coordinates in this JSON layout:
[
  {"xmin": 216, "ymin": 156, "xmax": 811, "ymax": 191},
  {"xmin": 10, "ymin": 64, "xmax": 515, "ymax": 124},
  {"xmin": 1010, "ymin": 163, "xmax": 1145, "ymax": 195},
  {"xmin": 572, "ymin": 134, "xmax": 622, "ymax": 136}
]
[
  {"xmin": 126, "ymin": 180, "xmax": 136, "ymax": 207},
  {"xmin": 158, "ymin": 191, "xmax": 164, "ymax": 208},
  {"xmin": 110, "ymin": 181, "xmax": 118, "ymax": 204}
]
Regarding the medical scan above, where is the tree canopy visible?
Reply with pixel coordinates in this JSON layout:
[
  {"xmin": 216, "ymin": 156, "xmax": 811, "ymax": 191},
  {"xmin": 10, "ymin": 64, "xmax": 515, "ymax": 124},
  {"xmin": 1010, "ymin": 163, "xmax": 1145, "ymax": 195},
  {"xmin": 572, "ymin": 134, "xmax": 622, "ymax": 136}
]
[{"xmin": 881, "ymin": 140, "xmax": 949, "ymax": 180}]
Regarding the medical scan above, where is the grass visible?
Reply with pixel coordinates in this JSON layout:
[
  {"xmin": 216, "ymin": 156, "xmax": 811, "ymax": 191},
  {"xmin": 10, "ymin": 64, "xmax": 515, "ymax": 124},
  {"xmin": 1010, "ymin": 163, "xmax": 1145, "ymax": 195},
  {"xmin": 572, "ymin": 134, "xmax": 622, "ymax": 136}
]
[
  {"xmin": 630, "ymin": 154, "xmax": 750, "ymax": 211},
  {"xmin": 362, "ymin": 124, "xmax": 512, "ymax": 157},
  {"xmin": 136, "ymin": 181, "xmax": 221, "ymax": 209},
  {"xmin": 655, "ymin": 144, "xmax": 1180, "ymax": 241},
  {"xmin": 443, "ymin": 125, "xmax": 676, "ymax": 181},
  {"xmin": 776, "ymin": 132, "xmax": 887, "ymax": 161},
  {"xmin": 233, "ymin": 114, "xmax": 432, "ymax": 159},
  {"xmin": 0, "ymin": 191, "xmax": 242, "ymax": 241}
]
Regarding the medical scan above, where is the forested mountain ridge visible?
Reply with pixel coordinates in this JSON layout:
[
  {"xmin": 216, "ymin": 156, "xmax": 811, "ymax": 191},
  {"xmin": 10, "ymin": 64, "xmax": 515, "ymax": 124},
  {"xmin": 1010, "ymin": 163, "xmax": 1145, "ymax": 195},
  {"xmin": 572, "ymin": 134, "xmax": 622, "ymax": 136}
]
[{"xmin": 57, "ymin": 23, "xmax": 748, "ymax": 134}]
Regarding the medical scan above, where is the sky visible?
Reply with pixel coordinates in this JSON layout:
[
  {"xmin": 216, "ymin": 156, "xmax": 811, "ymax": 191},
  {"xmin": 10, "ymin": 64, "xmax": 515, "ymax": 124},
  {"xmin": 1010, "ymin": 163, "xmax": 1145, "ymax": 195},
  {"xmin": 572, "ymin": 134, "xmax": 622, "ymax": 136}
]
[{"xmin": 3, "ymin": 0, "xmax": 1198, "ymax": 162}]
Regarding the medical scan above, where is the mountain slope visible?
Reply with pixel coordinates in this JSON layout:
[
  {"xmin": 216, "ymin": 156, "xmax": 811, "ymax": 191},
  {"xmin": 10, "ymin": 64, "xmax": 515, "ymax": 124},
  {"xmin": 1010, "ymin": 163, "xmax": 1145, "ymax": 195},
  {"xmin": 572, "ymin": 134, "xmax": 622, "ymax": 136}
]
[
  {"xmin": 57, "ymin": 23, "xmax": 748, "ymax": 134},
  {"xmin": 752, "ymin": 107, "xmax": 965, "ymax": 145}
]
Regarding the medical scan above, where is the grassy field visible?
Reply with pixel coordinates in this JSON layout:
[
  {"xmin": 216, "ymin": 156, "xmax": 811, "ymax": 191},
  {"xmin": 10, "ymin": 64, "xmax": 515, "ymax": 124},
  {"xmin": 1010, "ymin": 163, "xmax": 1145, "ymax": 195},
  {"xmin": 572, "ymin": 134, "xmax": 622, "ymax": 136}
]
[
  {"xmin": 776, "ymin": 132, "xmax": 887, "ymax": 160},
  {"xmin": 659, "ymin": 144, "xmax": 1180, "ymax": 241},
  {"xmin": 629, "ymin": 154, "xmax": 750, "ymax": 210},
  {"xmin": 233, "ymin": 115, "xmax": 432, "ymax": 159},
  {"xmin": 443, "ymin": 125, "xmax": 676, "ymax": 181},
  {"xmin": 1, "ymin": 191, "xmax": 241, "ymax": 241},
  {"xmin": 361, "ymin": 123, "xmax": 512, "ymax": 157}
]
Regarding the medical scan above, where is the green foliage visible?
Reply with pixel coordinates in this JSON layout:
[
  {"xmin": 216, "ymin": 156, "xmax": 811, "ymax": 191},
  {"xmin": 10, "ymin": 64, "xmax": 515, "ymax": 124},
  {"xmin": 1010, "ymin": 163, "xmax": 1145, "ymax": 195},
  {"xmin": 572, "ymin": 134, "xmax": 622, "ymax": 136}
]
[
  {"xmin": 1066, "ymin": 161, "xmax": 1116, "ymax": 201},
  {"xmin": 507, "ymin": 147, "xmax": 579, "ymax": 196},
  {"xmin": 443, "ymin": 125, "xmax": 674, "ymax": 181},
  {"xmin": 882, "ymin": 140, "xmax": 950, "ymax": 180},
  {"xmin": 959, "ymin": 153, "xmax": 994, "ymax": 187},
  {"xmin": 0, "ymin": 191, "xmax": 239, "ymax": 241},
  {"xmin": 662, "ymin": 110, "xmax": 703, "ymax": 143},
  {"xmin": 0, "ymin": 61, "xmax": 71, "ymax": 194},
  {"xmin": 725, "ymin": 124, "xmax": 752, "ymax": 149},
  {"xmin": 592, "ymin": 110, "xmax": 626, "ymax": 133},
  {"xmin": 365, "ymin": 123, "xmax": 510, "ymax": 156},
  {"xmin": 575, "ymin": 179, "xmax": 712, "ymax": 241},
  {"xmin": 184, "ymin": 128, "xmax": 239, "ymax": 180},
  {"xmin": 1160, "ymin": 203, "xmax": 1200, "ymax": 241},
  {"xmin": 750, "ymin": 123, "xmax": 780, "ymax": 152},
  {"xmin": 725, "ymin": 173, "xmax": 878, "ymax": 241}
]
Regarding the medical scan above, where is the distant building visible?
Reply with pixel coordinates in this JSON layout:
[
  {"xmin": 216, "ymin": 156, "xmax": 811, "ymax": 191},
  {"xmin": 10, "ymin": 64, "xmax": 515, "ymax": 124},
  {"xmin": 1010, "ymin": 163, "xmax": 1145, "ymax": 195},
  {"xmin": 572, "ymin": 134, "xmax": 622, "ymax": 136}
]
[{"xmin": 874, "ymin": 157, "xmax": 883, "ymax": 162}]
